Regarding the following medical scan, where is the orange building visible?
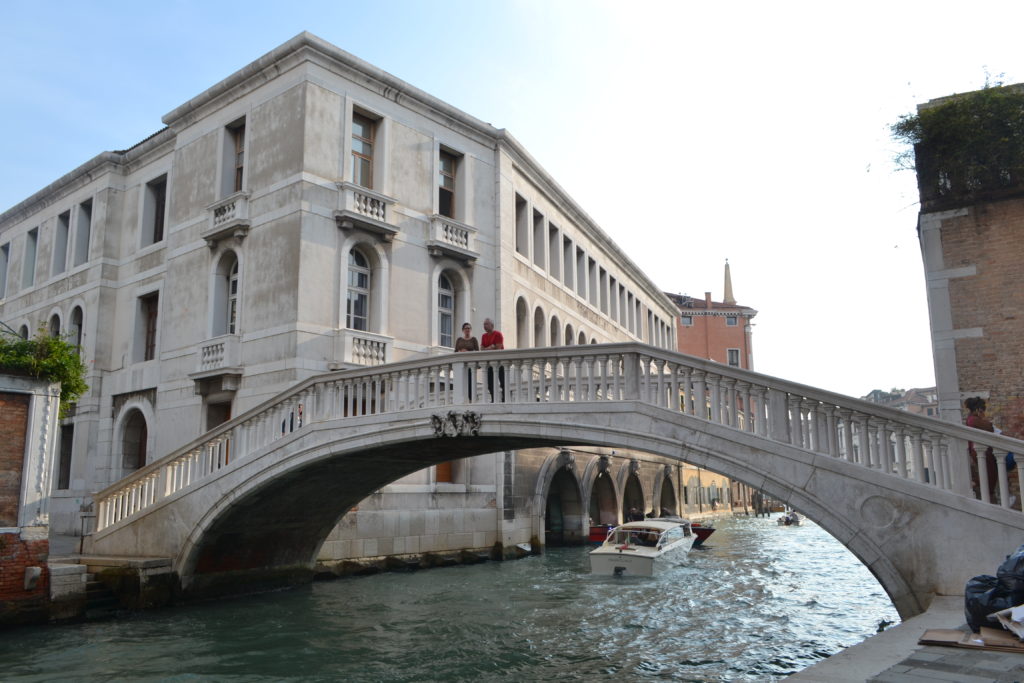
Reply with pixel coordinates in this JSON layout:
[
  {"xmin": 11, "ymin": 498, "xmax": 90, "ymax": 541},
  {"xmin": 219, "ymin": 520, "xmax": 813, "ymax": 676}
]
[
  {"xmin": 666, "ymin": 262, "xmax": 761, "ymax": 513},
  {"xmin": 666, "ymin": 261, "xmax": 757, "ymax": 369}
]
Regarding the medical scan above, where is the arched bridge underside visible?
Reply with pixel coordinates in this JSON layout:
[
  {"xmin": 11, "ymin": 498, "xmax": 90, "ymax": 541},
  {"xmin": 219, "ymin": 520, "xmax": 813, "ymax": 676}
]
[{"xmin": 88, "ymin": 345, "xmax": 1024, "ymax": 619}]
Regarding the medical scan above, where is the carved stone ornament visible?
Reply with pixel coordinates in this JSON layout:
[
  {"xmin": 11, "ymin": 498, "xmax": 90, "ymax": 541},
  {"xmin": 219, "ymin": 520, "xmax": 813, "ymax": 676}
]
[{"xmin": 431, "ymin": 411, "xmax": 481, "ymax": 438}]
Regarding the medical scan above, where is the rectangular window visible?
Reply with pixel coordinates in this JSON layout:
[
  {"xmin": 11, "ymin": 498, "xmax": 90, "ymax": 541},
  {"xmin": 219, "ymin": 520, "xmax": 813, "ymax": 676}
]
[
  {"xmin": 222, "ymin": 118, "xmax": 246, "ymax": 197},
  {"xmin": 143, "ymin": 175, "xmax": 167, "ymax": 246},
  {"xmin": 727, "ymin": 348, "xmax": 741, "ymax": 367},
  {"xmin": 576, "ymin": 247, "xmax": 586, "ymax": 296},
  {"xmin": 435, "ymin": 461, "xmax": 453, "ymax": 483},
  {"xmin": 438, "ymin": 150, "xmax": 456, "ymax": 218},
  {"xmin": 548, "ymin": 225, "xmax": 560, "ymax": 280},
  {"xmin": 57, "ymin": 424, "xmax": 74, "ymax": 490},
  {"xmin": 73, "ymin": 200, "xmax": 91, "ymax": 266},
  {"xmin": 351, "ymin": 113, "xmax": 375, "ymax": 189},
  {"xmin": 139, "ymin": 292, "xmax": 159, "ymax": 361},
  {"xmin": 562, "ymin": 236, "xmax": 573, "ymax": 288},
  {"xmin": 599, "ymin": 268, "xmax": 608, "ymax": 314},
  {"xmin": 515, "ymin": 194, "xmax": 528, "ymax": 256},
  {"xmin": 532, "ymin": 210, "xmax": 545, "ymax": 269},
  {"xmin": 53, "ymin": 211, "xmax": 70, "ymax": 275},
  {"xmin": 23, "ymin": 228, "xmax": 38, "ymax": 288},
  {"xmin": 609, "ymin": 276, "xmax": 618, "ymax": 322},
  {"xmin": 0, "ymin": 243, "xmax": 8, "ymax": 298},
  {"xmin": 232, "ymin": 124, "xmax": 246, "ymax": 193},
  {"xmin": 680, "ymin": 315, "xmax": 693, "ymax": 326},
  {"xmin": 726, "ymin": 315, "xmax": 738, "ymax": 326},
  {"xmin": 588, "ymin": 258, "xmax": 598, "ymax": 306}
]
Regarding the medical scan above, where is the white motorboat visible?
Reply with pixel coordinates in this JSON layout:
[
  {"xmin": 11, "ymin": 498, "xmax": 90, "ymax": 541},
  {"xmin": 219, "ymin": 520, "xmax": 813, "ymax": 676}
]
[{"xmin": 589, "ymin": 519, "xmax": 697, "ymax": 576}]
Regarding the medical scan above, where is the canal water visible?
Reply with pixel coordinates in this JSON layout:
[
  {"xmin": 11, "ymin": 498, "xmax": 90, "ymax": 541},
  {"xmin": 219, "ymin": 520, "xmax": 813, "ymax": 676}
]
[{"xmin": 3, "ymin": 515, "xmax": 899, "ymax": 681}]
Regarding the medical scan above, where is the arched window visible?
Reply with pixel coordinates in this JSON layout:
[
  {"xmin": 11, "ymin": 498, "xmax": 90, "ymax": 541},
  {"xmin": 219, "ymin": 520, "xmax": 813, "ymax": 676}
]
[
  {"xmin": 578, "ymin": 330, "xmax": 587, "ymax": 345},
  {"xmin": 438, "ymin": 273, "xmax": 454, "ymax": 347},
  {"xmin": 18, "ymin": 325, "xmax": 29, "ymax": 339},
  {"xmin": 565, "ymin": 324, "xmax": 574, "ymax": 346},
  {"xmin": 346, "ymin": 249, "xmax": 371, "ymax": 331},
  {"xmin": 549, "ymin": 315, "xmax": 561, "ymax": 347},
  {"xmin": 213, "ymin": 252, "xmax": 240, "ymax": 336},
  {"xmin": 227, "ymin": 259, "xmax": 239, "ymax": 334},
  {"xmin": 49, "ymin": 314, "xmax": 61, "ymax": 338},
  {"xmin": 515, "ymin": 297, "xmax": 530, "ymax": 349},
  {"xmin": 533, "ymin": 307, "xmax": 546, "ymax": 348},
  {"xmin": 121, "ymin": 409, "xmax": 148, "ymax": 473},
  {"xmin": 70, "ymin": 306, "xmax": 83, "ymax": 349}
]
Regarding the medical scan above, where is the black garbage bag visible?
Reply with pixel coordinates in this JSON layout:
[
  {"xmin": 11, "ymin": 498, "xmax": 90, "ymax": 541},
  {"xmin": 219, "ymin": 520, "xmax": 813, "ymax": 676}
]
[
  {"xmin": 997, "ymin": 544, "xmax": 1024, "ymax": 597},
  {"xmin": 965, "ymin": 575, "xmax": 1018, "ymax": 633}
]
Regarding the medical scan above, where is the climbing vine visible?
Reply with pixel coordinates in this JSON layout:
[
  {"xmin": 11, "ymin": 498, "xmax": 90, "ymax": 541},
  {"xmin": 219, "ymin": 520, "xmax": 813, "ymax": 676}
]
[
  {"xmin": 892, "ymin": 84, "xmax": 1024, "ymax": 208},
  {"xmin": 0, "ymin": 328, "xmax": 88, "ymax": 416}
]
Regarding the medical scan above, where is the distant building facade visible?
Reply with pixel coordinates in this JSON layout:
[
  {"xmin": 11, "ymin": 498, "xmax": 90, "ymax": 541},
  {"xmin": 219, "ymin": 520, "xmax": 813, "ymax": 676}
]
[
  {"xmin": 862, "ymin": 387, "xmax": 938, "ymax": 418},
  {"xmin": 666, "ymin": 262, "xmax": 759, "ymax": 512}
]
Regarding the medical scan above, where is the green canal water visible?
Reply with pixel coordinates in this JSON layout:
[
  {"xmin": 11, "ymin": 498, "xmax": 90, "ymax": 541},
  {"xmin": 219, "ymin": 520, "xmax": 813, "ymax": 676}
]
[{"xmin": 2, "ymin": 515, "xmax": 899, "ymax": 681}]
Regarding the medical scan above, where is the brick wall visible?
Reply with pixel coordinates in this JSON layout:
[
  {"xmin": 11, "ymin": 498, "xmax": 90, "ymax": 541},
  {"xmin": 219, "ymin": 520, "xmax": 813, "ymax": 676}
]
[
  {"xmin": 0, "ymin": 392, "xmax": 30, "ymax": 527},
  {"xmin": 941, "ymin": 198, "xmax": 1024, "ymax": 424},
  {"xmin": 0, "ymin": 531, "xmax": 50, "ymax": 625}
]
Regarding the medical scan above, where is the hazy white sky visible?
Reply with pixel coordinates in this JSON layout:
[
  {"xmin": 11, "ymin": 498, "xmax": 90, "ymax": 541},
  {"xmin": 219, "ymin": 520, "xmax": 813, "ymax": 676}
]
[{"xmin": 3, "ymin": 1, "xmax": 1022, "ymax": 397}]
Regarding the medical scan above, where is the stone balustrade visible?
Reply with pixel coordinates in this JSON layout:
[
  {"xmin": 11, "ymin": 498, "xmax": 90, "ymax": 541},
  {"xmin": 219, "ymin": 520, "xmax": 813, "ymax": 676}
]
[
  {"xmin": 203, "ymin": 193, "xmax": 250, "ymax": 247},
  {"xmin": 198, "ymin": 335, "xmax": 240, "ymax": 372},
  {"xmin": 94, "ymin": 343, "xmax": 1024, "ymax": 531}
]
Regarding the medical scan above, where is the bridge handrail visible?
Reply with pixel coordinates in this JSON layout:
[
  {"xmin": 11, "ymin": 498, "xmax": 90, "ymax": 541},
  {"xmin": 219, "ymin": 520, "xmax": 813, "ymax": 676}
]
[{"xmin": 93, "ymin": 343, "xmax": 1024, "ymax": 531}]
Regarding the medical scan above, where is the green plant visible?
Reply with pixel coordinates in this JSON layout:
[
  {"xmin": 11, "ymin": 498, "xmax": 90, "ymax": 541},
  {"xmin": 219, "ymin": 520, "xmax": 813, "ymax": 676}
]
[
  {"xmin": 892, "ymin": 84, "xmax": 1024, "ymax": 207},
  {"xmin": 0, "ymin": 327, "xmax": 88, "ymax": 416}
]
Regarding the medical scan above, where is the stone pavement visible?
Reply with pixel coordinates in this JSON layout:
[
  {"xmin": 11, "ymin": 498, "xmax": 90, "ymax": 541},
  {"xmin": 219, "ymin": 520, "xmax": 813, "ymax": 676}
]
[{"xmin": 787, "ymin": 596, "xmax": 1024, "ymax": 682}]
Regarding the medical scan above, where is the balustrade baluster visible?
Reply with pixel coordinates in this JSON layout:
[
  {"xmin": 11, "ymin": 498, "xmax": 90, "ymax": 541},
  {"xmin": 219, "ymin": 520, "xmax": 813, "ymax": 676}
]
[
  {"xmin": 788, "ymin": 396, "xmax": 802, "ymax": 447},
  {"xmin": 752, "ymin": 386, "xmax": 767, "ymax": 436},
  {"xmin": 692, "ymin": 371, "xmax": 707, "ymax": 420}
]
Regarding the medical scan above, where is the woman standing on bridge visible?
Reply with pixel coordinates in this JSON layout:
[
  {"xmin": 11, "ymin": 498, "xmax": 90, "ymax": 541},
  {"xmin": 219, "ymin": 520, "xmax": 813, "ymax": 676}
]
[
  {"xmin": 454, "ymin": 322, "xmax": 479, "ymax": 400},
  {"xmin": 965, "ymin": 397, "xmax": 998, "ymax": 501}
]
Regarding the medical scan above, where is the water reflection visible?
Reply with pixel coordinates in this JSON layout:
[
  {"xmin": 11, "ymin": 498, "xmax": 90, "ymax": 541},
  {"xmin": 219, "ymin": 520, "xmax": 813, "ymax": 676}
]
[{"xmin": 1, "ymin": 515, "xmax": 898, "ymax": 681}]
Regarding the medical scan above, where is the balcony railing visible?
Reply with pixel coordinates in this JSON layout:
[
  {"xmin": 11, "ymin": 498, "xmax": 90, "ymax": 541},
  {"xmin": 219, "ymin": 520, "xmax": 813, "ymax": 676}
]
[
  {"xmin": 197, "ymin": 335, "xmax": 241, "ymax": 373},
  {"xmin": 334, "ymin": 183, "xmax": 398, "ymax": 240},
  {"xmin": 427, "ymin": 215, "xmax": 478, "ymax": 263},
  {"xmin": 203, "ymin": 193, "xmax": 250, "ymax": 248},
  {"xmin": 332, "ymin": 329, "xmax": 393, "ymax": 368}
]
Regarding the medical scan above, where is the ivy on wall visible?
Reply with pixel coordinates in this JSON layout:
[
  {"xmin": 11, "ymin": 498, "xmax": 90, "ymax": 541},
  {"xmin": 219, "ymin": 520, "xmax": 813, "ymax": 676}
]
[
  {"xmin": 0, "ymin": 328, "xmax": 88, "ymax": 416},
  {"xmin": 892, "ymin": 85, "xmax": 1024, "ymax": 209}
]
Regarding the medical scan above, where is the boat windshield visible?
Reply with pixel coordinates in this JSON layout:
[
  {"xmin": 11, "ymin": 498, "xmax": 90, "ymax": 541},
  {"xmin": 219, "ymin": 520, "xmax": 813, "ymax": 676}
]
[{"xmin": 609, "ymin": 527, "xmax": 661, "ymax": 547}]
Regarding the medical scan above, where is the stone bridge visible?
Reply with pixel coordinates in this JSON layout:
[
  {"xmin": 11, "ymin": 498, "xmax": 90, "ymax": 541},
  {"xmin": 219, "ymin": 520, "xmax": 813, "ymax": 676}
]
[{"xmin": 86, "ymin": 343, "xmax": 1024, "ymax": 618}]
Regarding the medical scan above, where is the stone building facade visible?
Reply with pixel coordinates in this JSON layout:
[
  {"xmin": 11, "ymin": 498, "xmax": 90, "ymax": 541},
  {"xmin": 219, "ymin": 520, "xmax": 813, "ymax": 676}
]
[{"xmin": 0, "ymin": 33, "xmax": 728, "ymax": 566}]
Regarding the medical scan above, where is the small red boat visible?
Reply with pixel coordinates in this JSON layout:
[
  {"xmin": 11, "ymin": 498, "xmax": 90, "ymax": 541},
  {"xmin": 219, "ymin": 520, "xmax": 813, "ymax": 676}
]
[{"xmin": 690, "ymin": 522, "xmax": 715, "ymax": 546}]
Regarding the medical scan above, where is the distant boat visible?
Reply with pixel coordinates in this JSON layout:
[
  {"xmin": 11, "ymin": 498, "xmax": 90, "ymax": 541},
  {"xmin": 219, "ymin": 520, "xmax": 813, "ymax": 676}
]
[
  {"xmin": 777, "ymin": 510, "xmax": 801, "ymax": 526},
  {"xmin": 589, "ymin": 519, "xmax": 697, "ymax": 577}
]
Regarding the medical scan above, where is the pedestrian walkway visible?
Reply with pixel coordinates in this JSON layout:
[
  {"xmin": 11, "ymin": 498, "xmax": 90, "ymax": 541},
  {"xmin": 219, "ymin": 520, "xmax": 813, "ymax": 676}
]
[{"xmin": 788, "ymin": 596, "xmax": 1024, "ymax": 682}]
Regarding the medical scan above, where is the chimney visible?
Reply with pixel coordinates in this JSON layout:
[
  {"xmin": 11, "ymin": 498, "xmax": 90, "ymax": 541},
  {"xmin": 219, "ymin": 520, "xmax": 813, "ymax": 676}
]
[{"xmin": 705, "ymin": 291, "xmax": 712, "ymax": 308}]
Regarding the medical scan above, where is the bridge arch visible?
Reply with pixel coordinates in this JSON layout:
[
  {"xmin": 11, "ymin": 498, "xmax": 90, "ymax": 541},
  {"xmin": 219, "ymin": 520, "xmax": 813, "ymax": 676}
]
[
  {"xmin": 89, "ymin": 345, "xmax": 1024, "ymax": 618},
  {"xmin": 581, "ymin": 455, "xmax": 620, "ymax": 526}
]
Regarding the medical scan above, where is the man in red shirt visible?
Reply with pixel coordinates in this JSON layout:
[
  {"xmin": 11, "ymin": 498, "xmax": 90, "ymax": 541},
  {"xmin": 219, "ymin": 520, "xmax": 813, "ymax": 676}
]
[{"xmin": 481, "ymin": 317, "xmax": 505, "ymax": 401}]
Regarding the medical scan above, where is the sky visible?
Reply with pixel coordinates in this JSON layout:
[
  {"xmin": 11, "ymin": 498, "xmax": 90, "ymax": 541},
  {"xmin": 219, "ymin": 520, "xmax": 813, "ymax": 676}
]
[{"xmin": 3, "ymin": 0, "xmax": 1022, "ymax": 398}]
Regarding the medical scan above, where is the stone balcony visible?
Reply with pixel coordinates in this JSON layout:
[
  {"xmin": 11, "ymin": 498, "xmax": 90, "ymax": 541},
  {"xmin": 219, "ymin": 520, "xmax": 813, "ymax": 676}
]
[
  {"xmin": 189, "ymin": 335, "xmax": 242, "ymax": 396},
  {"xmin": 330, "ymin": 329, "xmax": 393, "ymax": 369},
  {"xmin": 426, "ymin": 215, "xmax": 478, "ymax": 264},
  {"xmin": 334, "ymin": 182, "xmax": 398, "ymax": 240},
  {"xmin": 203, "ymin": 192, "xmax": 250, "ymax": 248}
]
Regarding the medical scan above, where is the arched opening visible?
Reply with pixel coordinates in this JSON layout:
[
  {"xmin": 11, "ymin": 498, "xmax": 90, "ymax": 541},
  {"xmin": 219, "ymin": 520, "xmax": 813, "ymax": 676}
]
[
  {"xmin": 18, "ymin": 325, "xmax": 29, "ymax": 339},
  {"xmin": 346, "ymin": 248, "xmax": 371, "ymax": 331},
  {"xmin": 212, "ymin": 251, "xmax": 239, "ymax": 336},
  {"xmin": 437, "ymin": 272, "xmax": 455, "ymax": 348},
  {"xmin": 578, "ymin": 331, "xmax": 587, "ymax": 345},
  {"xmin": 533, "ymin": 307, "xmax": 546, "ymax": 348},
  {"xmin": 589, "ymin": 471, "xmax": 618, "ymax": 525},
  {"xmin": 70, "ymin": 306, "xmax": 83, "ymax": 349},
  {"xmin": 622, "ymin": 472, "xmax": 645, "ymax": 520},
  {"xmin": 658, "ymin": 476, "xmax": 677, "ymax": 516},
  {"xmin": 515, "ymin": 297, "xmax": 530, "ymax": 348},
  {"xmin": 549, "ymin": 315, "xmax": 560, "ymax": 347},
  {"xmin": 49, "ymin": 313, "xmax": 61, "ymax": 337},
  {"xmin": 545, "ymin": 468, "xmax": 584, "ymax": 546},
  {"xmin": 121, "ymin": 409, "xmax": 148, "ymax": 473},
  {"xmin": 564, "ymin": 324, "xmax": 574, "ymax": 345}
]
